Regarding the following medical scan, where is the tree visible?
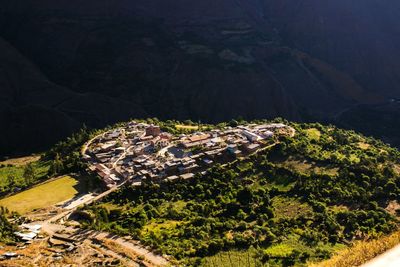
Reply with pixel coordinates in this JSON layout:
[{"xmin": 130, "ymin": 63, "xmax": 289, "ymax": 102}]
[
  {"xmin": 184, "ymin": 119, "xmax": 194, "ymax": 125},
  {"xmin": 237, "ymin": 188, "xmax": 253, "ymax": 205},
  {"xmin": 6, "ymin": 174, "xmax": 16, "ymax": 190},
  {"xmin": 49, "ymin": 153, "xmax": 64, "ymax": 175},
  {"xmin": 23, "ymin": 163, "xmax": 36, "ymax": 184},
  {"xmin": 229, "ymin": 119, "xmax": 239, "ymax": 127}
]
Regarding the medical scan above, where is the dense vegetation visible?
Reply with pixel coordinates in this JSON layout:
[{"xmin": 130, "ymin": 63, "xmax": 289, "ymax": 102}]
[
  {"xmin": 0, "ymin": 207, "xmax": 16, "ymax": 242},
  {"xmin": 0, "ymin": 159, "xmax": 51, "ymax": 197},
  {"xmin": 78, "ymin": 122, "xmax": 400, "ymax": 266},
  {"xmin": 44, "ymin": 125, "xmax": 94, "ymax": 175}
]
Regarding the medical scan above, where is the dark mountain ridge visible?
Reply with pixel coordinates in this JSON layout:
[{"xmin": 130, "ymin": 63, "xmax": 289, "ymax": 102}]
[{"xmin": 1, "ymin": 0, "xmax": 400, "ymax": 155}]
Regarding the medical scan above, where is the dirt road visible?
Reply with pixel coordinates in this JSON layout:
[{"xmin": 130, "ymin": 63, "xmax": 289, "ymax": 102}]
[{"xmin": 74, "ymin": 231, "xmax": 170, "ymax": 267}]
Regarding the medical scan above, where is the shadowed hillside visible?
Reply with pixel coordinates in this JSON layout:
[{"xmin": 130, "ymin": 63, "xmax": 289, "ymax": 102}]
[{"xmin": 1, "ymin": 0, "xmax": 400, "ymax": 155}]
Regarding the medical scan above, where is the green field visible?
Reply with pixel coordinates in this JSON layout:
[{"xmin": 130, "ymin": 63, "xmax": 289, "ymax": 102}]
[
  {"xmin": 272, "ymin": 196, "xmax": 313, "ymax": 220},
  {"xmin": 0, "ymin": 176, "xmax": 79, "ymax": 214},
  {"xmin": 202, "ymin": 248, "xmax": 261, "ymax": 267},
  {"xmin": 304, "ymin": 128, "xmax": 321, "ymax": 140}
]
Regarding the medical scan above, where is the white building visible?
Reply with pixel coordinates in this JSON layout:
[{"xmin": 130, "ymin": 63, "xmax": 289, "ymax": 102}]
[{"xmin": 242, "ymin": 130, "xmax": 262, "ymax": 142}]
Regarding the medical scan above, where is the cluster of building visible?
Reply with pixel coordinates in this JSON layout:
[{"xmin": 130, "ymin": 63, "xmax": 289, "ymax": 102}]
[
  {"xmin": 84, "ymin": 121, "xmax": 293, "ymax": 188},
  {"xmin": 14, "ymin": 224, "xmax": 42, "ymax": 243}
]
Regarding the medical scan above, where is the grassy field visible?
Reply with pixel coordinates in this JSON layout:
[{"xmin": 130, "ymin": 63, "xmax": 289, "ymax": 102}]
[
  {"xmin": 0, "ymin": 176, "xmax": 80, "ymax": 214},
  {"xmin": 201, "ymin": 238, "xmax": 344, "ymax": 267},
  {"xmin": 201, "ymin": 248, "xmax": 261, "ymax": 267},
  {"xmin": 304, "ymin": 128, "xmax": 321, "ymax": 141},
  {"xmin": 277, "ymin": 157, "xmax": 339, "ymax": 176},
  {"xmin": 141, "ymin": 220, "xmax": 181, "ymax": 239},
  {"xmin": 175, "ymin": 124, "xmax": 199, "ymax": 130},
  {"xmin": 272, "ymin": 196, "xmax": 313, "ymax": 220},
  {"xmin": 264, "ymin": 243, "xmax": 295, "ymax": 257}
]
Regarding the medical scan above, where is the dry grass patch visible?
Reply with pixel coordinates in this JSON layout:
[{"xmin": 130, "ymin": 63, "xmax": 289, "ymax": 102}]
[
  {"xmin": 386, "ymin": 200, "xmax": 400, "ymax": 217},
  {"xmin": 102, "ymin": 239, "xmax": 141, "ymax": 263},
  {"xmin": 358, "ymin": 142, "xmax": 370, "ymax": 150},
  {"xmin": 102, "ymin": 239, "xmax": 170, "ymax": 267},
  {"xmin": 0, "ymin": 155, "xmax": 41, "ymax": 167},
  {"xmin": 278, "ymin": 157, "xmax": 338, "ymax": 176},
  {"xmin": 175, "ymin": 124, "xmax": 199, "ymax": 130},
  {"xmin": 272, "ymin": 196, "xmax": 313, "ymax": 219},
  {"xmin": 393, "ymin": 164, "xmax": 400, "ymax": 176},
  {"xmin": 310, "ymin": 231, "xmax": 400, "ymax": 267}
]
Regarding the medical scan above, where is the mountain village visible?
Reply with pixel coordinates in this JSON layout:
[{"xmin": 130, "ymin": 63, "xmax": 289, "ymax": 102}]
[
  {"xmin": 84, "ymin": 122, "xmax": 296, "ymax": 189},
  {"xmin": 0, "ymin": 121, "xmax": 297, "ymax": 265}
]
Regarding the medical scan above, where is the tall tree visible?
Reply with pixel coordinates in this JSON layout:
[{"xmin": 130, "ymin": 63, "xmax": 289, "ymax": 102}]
[
  {"xmin": 6, "ymin": 174, "xmax": 16, "ymax": 191},
  {"xmin": 23, "ymin": 163, "xmax": 35, "ymax": 184}
]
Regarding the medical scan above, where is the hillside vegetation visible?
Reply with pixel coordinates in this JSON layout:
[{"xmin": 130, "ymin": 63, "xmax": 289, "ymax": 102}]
[
  {"xmin": 0, "ymin": 157, "xmax": 51, "ymax": 197},
  {"xmin": 77, "ymin": 121, "xmax": 400, "ymax": 266},
  {"xmin": 0, "ymin": 208, "xmax": 16, "ymax": 243}
]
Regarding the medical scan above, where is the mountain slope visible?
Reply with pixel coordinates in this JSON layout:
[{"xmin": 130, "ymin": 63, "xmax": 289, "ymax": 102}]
[
  {"xmin": 0, "ymin": 37, "xmax": 146, "ymax": 156},
  {"xmin": 1, "ymin": 0, "xmax": 400, "ymax": 155}
]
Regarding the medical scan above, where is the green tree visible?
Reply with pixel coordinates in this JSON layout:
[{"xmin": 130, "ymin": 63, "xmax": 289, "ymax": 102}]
[
  {"xmin": 6, "ymin": 174, "xmax": 16, "ymax": 191},
  {"xmin": 49, "ymin": 153, "xmax": 64, "ymax": 175},
  {"xmin": 23, "ymin": 163, "xmax": 36, "ymax": 184},
  {"xmin": 229, "ymin": 119, "xmax": 239, "ymax": 127}
]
